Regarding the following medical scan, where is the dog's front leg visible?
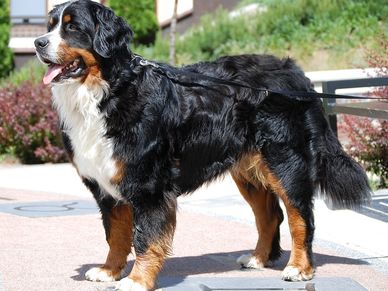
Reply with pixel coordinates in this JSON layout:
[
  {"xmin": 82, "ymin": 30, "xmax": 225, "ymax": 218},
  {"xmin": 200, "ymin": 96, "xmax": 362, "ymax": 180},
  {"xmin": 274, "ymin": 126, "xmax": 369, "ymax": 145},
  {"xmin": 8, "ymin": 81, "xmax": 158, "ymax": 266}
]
[
  {"xmin": 85, "ymin": 201, "xmax": 134, "ymax": 282},
  {"xmin": 81, "ymin": 178, "xmax": 134, "ymax": 283},
  {"xmin": 116, "ymin": 195, "xmax": 177, "ymax": 291}
]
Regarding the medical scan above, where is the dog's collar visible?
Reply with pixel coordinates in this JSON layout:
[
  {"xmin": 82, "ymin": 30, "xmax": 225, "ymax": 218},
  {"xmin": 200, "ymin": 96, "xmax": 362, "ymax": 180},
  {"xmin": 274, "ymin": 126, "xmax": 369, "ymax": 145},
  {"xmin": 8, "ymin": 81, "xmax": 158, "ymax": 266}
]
[{"xmin": 130, "ymin": 55, "xmax": 160, "ymax": 70}]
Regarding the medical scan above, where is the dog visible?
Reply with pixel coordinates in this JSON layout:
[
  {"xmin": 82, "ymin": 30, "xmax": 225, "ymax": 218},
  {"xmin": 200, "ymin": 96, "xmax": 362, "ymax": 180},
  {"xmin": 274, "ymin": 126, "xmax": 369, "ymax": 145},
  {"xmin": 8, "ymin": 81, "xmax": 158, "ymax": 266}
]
[{"xmin": 34, "ymin": 0, "xmax": 371, "ymax": 290}]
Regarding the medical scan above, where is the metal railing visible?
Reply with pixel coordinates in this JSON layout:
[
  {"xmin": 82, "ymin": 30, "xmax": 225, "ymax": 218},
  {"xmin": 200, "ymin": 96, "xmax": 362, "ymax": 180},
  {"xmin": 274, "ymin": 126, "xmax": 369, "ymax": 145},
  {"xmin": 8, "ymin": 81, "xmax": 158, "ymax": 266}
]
[{"xmin": 322, "ymin": 76, "xmax": 388, "ymax": 135}]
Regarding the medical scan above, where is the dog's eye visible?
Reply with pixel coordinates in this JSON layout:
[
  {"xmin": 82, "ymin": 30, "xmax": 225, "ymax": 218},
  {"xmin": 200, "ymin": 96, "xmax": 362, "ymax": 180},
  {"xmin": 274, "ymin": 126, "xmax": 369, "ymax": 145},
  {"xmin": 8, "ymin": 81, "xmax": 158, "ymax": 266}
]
[{"xmin": 66, "ymin": 23, "xmax": 78, "ymax": 32}]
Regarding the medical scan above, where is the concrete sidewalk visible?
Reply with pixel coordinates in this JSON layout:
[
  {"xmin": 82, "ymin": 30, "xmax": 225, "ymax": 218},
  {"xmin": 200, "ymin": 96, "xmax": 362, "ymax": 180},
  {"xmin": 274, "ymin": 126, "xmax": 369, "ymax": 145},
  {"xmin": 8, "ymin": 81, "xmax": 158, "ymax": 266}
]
[{"xmin": 0, "ymin": 163, "xmax": 387, "ymax": 290}]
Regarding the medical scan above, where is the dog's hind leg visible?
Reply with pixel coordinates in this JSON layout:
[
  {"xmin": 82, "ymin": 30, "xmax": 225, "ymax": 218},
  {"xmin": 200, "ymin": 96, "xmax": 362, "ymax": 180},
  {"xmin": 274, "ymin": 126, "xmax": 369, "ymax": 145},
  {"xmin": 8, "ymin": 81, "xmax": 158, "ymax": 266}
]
[
  {"xmin": 233, "ymin": 152, "xmax": 315, "ymax": 281},
  {"xmin": 263, "ymin": 154, "xmax": 315, "ymax": 281},
  {"xmin": 231, "ymin": 155, "xmax": 284, "ymax": 269},
  {"xmin": 271, "ymin": 180, "xmax": 315, "ymax": 281},
  {"xmin": 85, "ymin": 203, "xmax": 133, "ymax": 282},
  {"xmin": 232, "ymin": 174, "xmax": 284, "ymax": 268}
]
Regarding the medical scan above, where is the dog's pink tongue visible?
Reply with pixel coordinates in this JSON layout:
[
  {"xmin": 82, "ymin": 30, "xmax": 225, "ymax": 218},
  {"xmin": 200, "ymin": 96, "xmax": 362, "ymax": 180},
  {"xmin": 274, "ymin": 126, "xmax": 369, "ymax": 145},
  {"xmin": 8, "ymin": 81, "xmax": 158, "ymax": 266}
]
[{"xmin": 43, "ymin": 65, "xmax": 63, "ymax": 85}]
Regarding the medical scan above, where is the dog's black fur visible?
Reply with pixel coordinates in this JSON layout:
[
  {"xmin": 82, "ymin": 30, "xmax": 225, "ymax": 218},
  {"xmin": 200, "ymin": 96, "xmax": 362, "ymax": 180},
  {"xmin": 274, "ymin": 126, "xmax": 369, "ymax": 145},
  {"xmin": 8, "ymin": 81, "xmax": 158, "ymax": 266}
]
[{"xmin": 35, "ymin": 0, "xmax": 371, "ymax": 289}]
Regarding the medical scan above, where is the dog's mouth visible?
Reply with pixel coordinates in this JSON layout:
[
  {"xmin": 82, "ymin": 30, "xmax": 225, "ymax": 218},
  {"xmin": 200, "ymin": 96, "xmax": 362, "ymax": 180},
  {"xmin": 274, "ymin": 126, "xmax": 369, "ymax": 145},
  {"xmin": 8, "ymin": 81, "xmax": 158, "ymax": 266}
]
[{"xmin": 43, "ymin": 57, "xmax": 86, "ymax": 85}]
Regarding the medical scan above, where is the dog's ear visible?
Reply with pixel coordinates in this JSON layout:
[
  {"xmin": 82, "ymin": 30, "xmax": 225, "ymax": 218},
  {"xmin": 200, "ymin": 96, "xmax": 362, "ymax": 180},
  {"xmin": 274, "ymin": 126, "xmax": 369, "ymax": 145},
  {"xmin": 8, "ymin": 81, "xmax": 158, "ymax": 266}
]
[{"xmin": 92, "ymin": 4, "xmax": 133, "ymax": 58}]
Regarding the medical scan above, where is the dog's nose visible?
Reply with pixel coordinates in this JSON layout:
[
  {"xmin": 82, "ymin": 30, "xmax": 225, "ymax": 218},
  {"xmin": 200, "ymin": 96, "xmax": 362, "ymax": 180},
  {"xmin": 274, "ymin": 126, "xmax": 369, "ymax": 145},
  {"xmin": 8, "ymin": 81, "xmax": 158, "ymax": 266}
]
[{"xmin": 34, "ymin": 37, "xmax": 49, "ymax": 49}]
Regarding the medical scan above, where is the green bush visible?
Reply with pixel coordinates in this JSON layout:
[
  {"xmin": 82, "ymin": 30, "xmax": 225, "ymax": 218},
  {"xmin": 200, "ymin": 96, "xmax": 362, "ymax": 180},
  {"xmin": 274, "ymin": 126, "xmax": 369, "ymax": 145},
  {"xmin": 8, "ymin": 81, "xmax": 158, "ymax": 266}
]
[
  {"xmin": 0, "ymin": 60, "xmax": 45, "ymax": 88},
  {"xmin": 0, "ymin": 0, "xmax": 14, "ymax": 78},
  {"xmin": 109, "ymin": 0, "xmax": 158, "ymax": 45},
  {"xmin": 135, "ymin": 0, "xmax": 387, "ymax": 70}
]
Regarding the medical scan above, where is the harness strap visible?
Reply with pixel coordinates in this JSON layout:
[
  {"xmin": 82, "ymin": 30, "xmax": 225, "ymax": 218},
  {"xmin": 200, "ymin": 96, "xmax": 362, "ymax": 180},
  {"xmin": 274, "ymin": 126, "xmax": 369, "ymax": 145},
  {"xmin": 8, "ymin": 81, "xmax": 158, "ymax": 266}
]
[{"xmin": 130, "ymin": 55, "xmax": 386, "ymax": 102}]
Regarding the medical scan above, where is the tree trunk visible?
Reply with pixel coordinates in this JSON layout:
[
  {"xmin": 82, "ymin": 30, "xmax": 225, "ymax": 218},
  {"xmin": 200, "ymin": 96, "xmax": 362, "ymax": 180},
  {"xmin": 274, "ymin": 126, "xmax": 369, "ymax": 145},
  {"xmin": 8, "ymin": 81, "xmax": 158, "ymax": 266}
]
[{"xmin": 169, "ymin": 0, "xmax": 179, "ymax": 66}]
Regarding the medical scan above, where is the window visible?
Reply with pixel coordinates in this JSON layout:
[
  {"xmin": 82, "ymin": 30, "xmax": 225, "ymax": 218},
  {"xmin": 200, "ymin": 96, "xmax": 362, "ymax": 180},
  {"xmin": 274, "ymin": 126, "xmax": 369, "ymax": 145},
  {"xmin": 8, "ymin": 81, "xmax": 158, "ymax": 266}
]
[
  {"xmin": 10, "ymin": 0, "xmax": 47, "ymax": 24},
  {"xmin": 156, "ymin": 0, "xmax": 193, "ymax": 27}
]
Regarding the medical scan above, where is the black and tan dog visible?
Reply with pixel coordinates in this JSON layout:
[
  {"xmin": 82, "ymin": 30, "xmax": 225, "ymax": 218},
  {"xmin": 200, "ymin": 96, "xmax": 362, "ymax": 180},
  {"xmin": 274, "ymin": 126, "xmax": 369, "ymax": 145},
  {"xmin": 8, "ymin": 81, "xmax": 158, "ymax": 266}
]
[{"xmin": 34, "ymin": 0, "xmax": 371, "ymax": 290}]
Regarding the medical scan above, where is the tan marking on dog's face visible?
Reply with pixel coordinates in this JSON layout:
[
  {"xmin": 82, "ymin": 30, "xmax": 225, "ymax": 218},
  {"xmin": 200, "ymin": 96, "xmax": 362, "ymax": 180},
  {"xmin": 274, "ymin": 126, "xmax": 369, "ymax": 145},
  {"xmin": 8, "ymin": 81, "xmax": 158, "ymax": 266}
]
[
  {"xmin": 58, "ymin": 43, "xmax": 98, "ymax": 67},
  {"xmin": 63, "ymin": 14, "xmax": 71, "ymax": 23},
  {"xmin": 56, "ymin": 43, "xmax": 103, "ymax": 85}
]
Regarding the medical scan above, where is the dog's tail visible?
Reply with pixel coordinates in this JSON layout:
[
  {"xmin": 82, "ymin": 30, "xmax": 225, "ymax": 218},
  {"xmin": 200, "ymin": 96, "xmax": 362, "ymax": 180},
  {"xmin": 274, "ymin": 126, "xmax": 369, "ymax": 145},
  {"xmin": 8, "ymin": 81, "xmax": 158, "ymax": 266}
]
[{"xmin": 305, "ymin": 103, "xmax": 372, "ymax": 209}]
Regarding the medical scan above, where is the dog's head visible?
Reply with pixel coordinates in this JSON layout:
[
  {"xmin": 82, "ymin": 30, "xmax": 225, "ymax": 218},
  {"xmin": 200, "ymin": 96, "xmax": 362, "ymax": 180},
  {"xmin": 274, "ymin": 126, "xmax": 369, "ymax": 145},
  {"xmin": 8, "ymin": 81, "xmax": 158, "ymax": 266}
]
[{"xmin": 35, "ymin": 0, "xmax": 133, "ymax": 85}]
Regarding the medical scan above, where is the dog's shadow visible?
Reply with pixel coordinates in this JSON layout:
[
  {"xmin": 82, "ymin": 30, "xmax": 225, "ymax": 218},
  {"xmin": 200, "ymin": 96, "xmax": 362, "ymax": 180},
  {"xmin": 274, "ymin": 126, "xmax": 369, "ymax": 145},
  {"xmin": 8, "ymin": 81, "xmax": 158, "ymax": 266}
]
[{"xmin": 72, "ymin": 249, "xmax": 369, "ymax": 287}]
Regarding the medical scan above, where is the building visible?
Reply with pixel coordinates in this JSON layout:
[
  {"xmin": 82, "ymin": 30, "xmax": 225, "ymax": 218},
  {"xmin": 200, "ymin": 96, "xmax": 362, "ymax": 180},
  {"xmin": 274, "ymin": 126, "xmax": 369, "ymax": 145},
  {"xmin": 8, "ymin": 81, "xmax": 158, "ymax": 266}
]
[
  {"xmin": 9, "ymin": 0, "xmax": 240, "ymax": 68},
  {"xmin": 156, "ymin": 0, "xmax": 239, "ymax": 36}
]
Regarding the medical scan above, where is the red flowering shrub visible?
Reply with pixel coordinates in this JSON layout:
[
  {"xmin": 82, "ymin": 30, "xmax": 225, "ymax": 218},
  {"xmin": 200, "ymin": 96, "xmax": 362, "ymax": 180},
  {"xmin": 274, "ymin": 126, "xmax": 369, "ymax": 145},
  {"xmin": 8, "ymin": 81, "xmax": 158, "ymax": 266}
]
[
  {"xmin": 0, "ymin": 81, "xmax": 67, "ymax": 163},
  {"xmin": 340, "ymin": 36, "xmax": 388, "ymax": 188},
  {"xmin": 342, "ymin": 116, "xmax": 387, "ymax": 187}
]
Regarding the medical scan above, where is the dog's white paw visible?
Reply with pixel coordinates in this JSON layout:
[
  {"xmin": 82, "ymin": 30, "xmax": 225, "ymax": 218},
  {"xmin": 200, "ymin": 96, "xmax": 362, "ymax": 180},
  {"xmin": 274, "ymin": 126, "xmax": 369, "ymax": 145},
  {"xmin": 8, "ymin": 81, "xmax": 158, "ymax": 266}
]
[
  {"xmin": 237, "ymin": 253, "xmax": 264, "ymax": 269},
  {"xmin": 85, "ymin": 267, "xmax": 117, "ymax": 282},
  {"xmin": 115, "ymin": 277, "xmax": 147, "ymax": 291},
  {"xmin": 281, "ymin": 265, "xmax": 313, "ymax": 281}
]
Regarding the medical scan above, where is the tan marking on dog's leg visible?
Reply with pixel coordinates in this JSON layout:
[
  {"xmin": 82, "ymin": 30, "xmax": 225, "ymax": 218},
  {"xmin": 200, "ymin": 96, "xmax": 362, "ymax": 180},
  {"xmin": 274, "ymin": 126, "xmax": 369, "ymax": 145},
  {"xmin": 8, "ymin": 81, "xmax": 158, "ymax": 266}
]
[
  {"xmin": 117, "ymin": 208, "xmax": 176, "ymax": 290},
  {"xmin": 232, "ymin": 174, "xmax": 280, "ymax": 268},
  {"xmin": 233, "ymin": 152, "xmax": 313, "ymax": 280},
  {"xmin": 86, "ymin": 204, "xmax": 133, "ymax": 282},
  {"xmin": 232, "ymin": 153, "xmax": 282, "ymax": 268},
  {"xmin": 265, "ymin": 169, "xmax": 314, "ymax": 281}
]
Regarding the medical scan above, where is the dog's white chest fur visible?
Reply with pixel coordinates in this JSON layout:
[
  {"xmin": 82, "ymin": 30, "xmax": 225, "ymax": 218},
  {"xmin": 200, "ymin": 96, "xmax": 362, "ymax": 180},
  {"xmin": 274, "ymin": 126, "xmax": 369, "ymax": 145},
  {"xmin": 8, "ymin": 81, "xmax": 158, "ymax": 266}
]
[{"xmin": 52, "ymin": 82, "xmax": 122, "ymax": 201}]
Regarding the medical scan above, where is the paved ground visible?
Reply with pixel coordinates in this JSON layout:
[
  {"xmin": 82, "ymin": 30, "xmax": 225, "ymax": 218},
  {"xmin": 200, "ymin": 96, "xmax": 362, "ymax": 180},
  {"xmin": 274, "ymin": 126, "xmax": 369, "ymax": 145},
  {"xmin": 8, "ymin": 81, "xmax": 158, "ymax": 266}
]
[{"xmin": 0, "ymin": 163, "xmax": 387, "ymax": 291}]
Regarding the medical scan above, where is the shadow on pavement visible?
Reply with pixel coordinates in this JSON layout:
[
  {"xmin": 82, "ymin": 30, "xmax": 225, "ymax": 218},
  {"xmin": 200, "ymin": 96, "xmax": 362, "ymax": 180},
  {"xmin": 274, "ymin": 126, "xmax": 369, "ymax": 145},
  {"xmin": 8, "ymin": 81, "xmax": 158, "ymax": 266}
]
[{"xmin": 71, "ymin": 250, "xmax": 369, "ymax": 284}]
